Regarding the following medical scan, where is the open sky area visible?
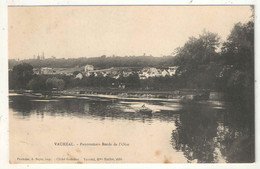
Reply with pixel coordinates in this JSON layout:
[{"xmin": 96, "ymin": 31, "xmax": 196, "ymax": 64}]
[{"xmin": 8, "ymin": 6, "xmax": 252, "ymax": 60}]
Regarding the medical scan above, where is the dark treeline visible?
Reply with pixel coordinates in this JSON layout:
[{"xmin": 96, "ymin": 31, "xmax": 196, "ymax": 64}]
[
  {"xmin": 9, "ymin": 55, "xmax": 175, "ymax": 69},
  {"xmin": 9, "ymin": 19, "xmax": 254, "ymax": 96}
]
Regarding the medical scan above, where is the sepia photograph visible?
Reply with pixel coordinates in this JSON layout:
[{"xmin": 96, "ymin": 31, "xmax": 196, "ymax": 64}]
[{"xmin": 7, "ymin": 5, "xmax": 255, "ymax": 164}]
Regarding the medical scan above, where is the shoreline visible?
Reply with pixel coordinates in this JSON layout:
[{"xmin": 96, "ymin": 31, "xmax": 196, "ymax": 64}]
[{"xmin": 9, "ymin": 88, "xmax": 212, "ymax": 102}]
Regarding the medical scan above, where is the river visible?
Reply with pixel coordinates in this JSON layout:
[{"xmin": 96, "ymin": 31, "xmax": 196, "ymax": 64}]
[{"xmin": 9, "ymin": 94, "xmax": 254, "ymax": 163}]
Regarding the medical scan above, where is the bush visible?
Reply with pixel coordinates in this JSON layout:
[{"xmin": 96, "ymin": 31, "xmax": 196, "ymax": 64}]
[
  {"xmin": 27, "ymin": 76, "xmax": 47, "ymax": 91},
  {"xmin": 46, "ymin": 77, "xmax": 65, "ymax": 91}
]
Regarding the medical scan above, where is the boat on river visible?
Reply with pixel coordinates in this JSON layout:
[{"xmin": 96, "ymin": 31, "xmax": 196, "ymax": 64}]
[{"xmin": 138, "ymin": 104, "xmax": 152, "ymax": 114}]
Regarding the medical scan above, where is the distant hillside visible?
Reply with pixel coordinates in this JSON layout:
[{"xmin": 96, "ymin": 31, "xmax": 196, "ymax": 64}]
[{"xmin": 8, "ymin": 55, "xmax": 177, "ymax": 69}]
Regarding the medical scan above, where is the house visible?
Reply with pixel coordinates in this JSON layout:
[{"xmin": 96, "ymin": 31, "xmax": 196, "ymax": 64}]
[
  {"xmin": 148, "ymin": 67, "xmax": 160, "ymax": 77},
  {"xmin": 113, "ymin": 74, "xmax": 120, "ymax": 79},
  {"xmin": 161, "ymin": 69, "xmax": 169, "ymax": 77},
  {"xmin": 39, "ymin": 67, "xmax": 84, "ymax": 76},
  {"xmin": 139, "ymin": 68, "xmax": 151, "ymax": 79},
  {"xmin": 85, "ymin": 71, "xmax": 92, "ymax": 77},
  {"xmin": 138, "ymin": 67, "xmax": 161, "ymax": 79},
  {"xmin": 85, "ymin": 67, "xmax": 113, "ymax": 77},
  {"xmin": 102, "ymin": 72, "xmax": 108, "ymax": 77},
  {"xmin": 75, "ymin": 72, "xmax": 83, "ymax": 79},
  {"xmin": 123, "ymin": 71, "xmax": 133, "ymax": 77},
  {"xmin": 52, "ymin": 67, "xmax": 84, "ymax": 76},
  {"xmin": 41, "ymin": 67, "xmax": 54, "ymax": 75},
  {"xmin": 85, "ymin": 65, "xmax": 94, "ymax": 72},
  {"xmin": 168, "ymin": 66, "xmax": 178, "ymax": 76}
]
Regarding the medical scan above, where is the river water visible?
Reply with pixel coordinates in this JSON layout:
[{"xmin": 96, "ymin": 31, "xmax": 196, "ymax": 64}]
[{"xmin": 9, "ymin": 94, "xmax": 254, "ymax": 163}]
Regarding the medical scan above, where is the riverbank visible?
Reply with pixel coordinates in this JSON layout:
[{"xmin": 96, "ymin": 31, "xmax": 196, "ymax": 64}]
[{"xmin": 9, "ymin": 88, "xmax": 212, "ymax": 102}]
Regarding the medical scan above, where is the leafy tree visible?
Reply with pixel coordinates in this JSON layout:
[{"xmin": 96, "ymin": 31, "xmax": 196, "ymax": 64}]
[
  {"xmin": 220, "ymin": 20, "xmax": 254, "ymax": 94},
  {"xmin": 10, "ymin": 63, "xmax": 33, "ymax": 89},
  {"xmin": 171, "ymin": 31, "xmax": 221, "ymax": 89},
  {"xmin": 221, "ymin": 21, "xmax": 254, "ymax": 71},
  {"xmin": 27, "ymin": 76, "xmax": 47, "ymax": 91},
  {"xmin": 174, "ymin": 31, "xmax": 220, "ymax": 75},
  {"xmin": 125, "ymin": 73, "xmax": 140, "ymax": 88},
  {"xmin": 46, "ymin": 77, "xmax": 65, "ymax": 90}
]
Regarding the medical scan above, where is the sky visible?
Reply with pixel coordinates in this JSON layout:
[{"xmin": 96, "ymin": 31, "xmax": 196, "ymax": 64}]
[{"xmin": 8, "ymin": 6, "xmax": 252, "ymax": 60}]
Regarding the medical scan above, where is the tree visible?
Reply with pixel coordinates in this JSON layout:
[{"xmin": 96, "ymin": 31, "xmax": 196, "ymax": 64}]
[
  {"xmin": 27, "ymin": 76, "xmax": 47, "ymax": 91},
  {"xmin": 46, "ymin": 77, "xmax": 65, "ymax": 91},
  {"xmin": 220, "ymin": 20, "xmax": 254, "ymax": 94},
  {"xmin": 221, "ymin": 21, "xmax": 254, "ymax": 71},
  {"xmin": 10, "ymin": 63, "xmax": 33, "ymax": 89},
  {"xmin": 172, "ymin": 31, "xmax": 221, "ymax": 89},
  {"xmin": 125, "ymin": 73, "xmax": 140, "ymax": 88},
  {"xmin": 174, "ymin": 31, "xmax": 220, "ymax": 75}
]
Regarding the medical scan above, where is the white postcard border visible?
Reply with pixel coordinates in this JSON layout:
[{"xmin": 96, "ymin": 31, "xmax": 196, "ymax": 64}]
[{"xmin": 0, "ymin": 0, "xmax": 259, "ymax": 169}]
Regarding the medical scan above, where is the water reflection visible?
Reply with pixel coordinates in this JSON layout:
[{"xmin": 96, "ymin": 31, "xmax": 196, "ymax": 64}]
[
  {"xmin": 171, "ymin": 97, "xmax": 254, "ymax": 163},
  {"xmin": 9, "ymin": 95, "xmax": 180, "ymax": 123},
  {"xmin": 171, "ymin": 104, "xmax": 221, "ymax": 163},
  {"xmin": 9, "ymin": 95, "xmax": 254, "ymax": 163}
]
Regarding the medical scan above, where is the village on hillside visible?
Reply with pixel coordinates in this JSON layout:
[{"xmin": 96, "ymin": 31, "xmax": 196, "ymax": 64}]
[
  {"xmin": 32, "ymin": 64, "xmax": 179, "ymax": 80},
  {"xmin": 9, "ymin": 53, "xmax": 237, "ymax": 92}
]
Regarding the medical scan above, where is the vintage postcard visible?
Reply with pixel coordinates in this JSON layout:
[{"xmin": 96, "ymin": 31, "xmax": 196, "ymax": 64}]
[{"xmin": 6, "ymin": 5, "xmax": 255, "ymax": 165}]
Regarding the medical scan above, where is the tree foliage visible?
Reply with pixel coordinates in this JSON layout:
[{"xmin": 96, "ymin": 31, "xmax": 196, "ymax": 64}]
[
  {"xmin": 46, "ymin": 77, "xmax": 65, "ymax": 91},
  {"xmin": 9, "ymin": 56, "xmax": 176, "ymax": 69},
  {"xmin": 174, "ymin": 31, "xmax": 220, "ymax": 75},
  {"xmin": 221, "ymin": 21, "xmax": 254, "ymax": 70},
  {"xmin": 27, "ymin": 76, "xmax": 47, "ymax": 91},
  {"xmin": 220, "ymin": 21, "xmax": 254, "ymax": 93},
  {"xmin": 9, "ymin": 63, "xmax": 33, "ymax": 89}
]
